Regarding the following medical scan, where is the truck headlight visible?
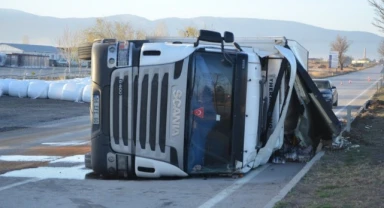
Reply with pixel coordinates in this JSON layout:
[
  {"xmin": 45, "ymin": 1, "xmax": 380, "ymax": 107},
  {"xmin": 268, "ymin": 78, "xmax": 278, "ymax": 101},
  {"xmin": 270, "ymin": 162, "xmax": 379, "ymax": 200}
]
[{"xmin": 92, "ymin": 95, "xmax": 100, "ymax": 125}]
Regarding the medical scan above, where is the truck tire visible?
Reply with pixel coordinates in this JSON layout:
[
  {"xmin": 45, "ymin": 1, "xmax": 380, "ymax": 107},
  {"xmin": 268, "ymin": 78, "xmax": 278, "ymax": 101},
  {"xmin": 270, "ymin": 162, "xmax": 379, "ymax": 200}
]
[
  {"xmin": 78, "ymin": 42, "xmax": 93, "ymax": 60},
  {"xmin": 85, "ymin": 152, "xmax": 92, "ymax": 169}
]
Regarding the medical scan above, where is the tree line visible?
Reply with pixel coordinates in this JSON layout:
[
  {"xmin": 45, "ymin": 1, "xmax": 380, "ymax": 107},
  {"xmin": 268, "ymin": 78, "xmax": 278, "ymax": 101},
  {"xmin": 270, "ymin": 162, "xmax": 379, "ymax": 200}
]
[
  {"xmin": 56, "ymin": 19, "xmax": 200, "ymax": 68},
  {"xmin": 58, "ymin": 1, "xmax": 384, "ymax": 69}
]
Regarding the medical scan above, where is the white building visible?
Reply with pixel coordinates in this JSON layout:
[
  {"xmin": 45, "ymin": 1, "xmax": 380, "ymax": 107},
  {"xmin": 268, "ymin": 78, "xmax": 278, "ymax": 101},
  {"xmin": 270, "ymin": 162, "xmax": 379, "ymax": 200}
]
[
  {"xmin": 0, "ymin": 43, "xmax": 60, "ymax": 67},
  {"xmin": 352, "ymin": 59, "xmax": 370, "ymax": 64}
]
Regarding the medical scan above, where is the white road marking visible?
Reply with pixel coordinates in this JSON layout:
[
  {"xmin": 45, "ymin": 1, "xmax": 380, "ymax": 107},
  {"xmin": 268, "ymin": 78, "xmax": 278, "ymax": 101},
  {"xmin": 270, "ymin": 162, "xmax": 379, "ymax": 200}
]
[
  {"xmin": 263, "ymin": 151, "xmax": 325, "ymax": 208},
  {"xmin": 0, "ymin": 155, "xmax": 61, "ymax": 162},
  {"xmin": 335, "ymin": 79, "xmax": 380, "ymax": 116},
  {"xmin": 0, "ymin": 155, "xmax": 85, "ymax": 163},
  {"xmin": 198, "ymin": 164, "xmax": 270, "ymax": 208},
  {"xmin": 50, "ymin": 155, "xmax": 84, "ymax": 163},
  {"xmin": 0, "ymin": 155, "xmax": 89, "ymax": 180},
  {"xmin": 41, "ymin": 141, "xmax": 89, "ymax": 146},
  {"xmin": 1, "ymin": 165, "xmax": 92, "ymax": 180},
  {"xmin": 0, "ymin": 178, "xmax": 41, "ymax": 192}
]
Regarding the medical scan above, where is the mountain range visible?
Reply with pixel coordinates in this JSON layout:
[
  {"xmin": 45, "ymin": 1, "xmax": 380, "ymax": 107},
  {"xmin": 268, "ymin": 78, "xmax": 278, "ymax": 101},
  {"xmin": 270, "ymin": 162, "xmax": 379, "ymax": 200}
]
[{"xmin": 0, "ymin": 8, "xmax": 382, "ymax": 59}]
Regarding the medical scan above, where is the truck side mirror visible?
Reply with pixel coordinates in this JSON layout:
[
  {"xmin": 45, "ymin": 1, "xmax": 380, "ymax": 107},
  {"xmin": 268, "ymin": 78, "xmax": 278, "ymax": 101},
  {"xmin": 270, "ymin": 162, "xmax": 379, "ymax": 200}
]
[
  {"xmin": 194, "ymin": 30, "xmax": 222, "ymax": 47},
  {"xmin": 223, "ymin": 31, "xmax": 234, "ymax": 43}
]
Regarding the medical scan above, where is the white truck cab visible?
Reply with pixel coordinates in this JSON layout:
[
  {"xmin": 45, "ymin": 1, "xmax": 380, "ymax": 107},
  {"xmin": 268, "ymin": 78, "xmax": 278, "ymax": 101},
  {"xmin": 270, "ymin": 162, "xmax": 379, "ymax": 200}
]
[{"xmin": 81, "ymin": 30, "xmax": 341, "ymax": 178}]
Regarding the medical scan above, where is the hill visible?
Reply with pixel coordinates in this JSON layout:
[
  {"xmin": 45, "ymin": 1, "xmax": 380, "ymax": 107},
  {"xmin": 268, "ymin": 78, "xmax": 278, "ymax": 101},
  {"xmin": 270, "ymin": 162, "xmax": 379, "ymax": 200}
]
[{"xmin": 0, "ymin": 9, "xmax": 382, "ymax": 59}]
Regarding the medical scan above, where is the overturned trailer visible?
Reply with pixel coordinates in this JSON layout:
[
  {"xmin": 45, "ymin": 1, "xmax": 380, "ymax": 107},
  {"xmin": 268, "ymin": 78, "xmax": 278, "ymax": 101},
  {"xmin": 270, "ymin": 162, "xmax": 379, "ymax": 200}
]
[{"xmin": 80, "ymin": 30, "xmax": 341, "ymax": 178}]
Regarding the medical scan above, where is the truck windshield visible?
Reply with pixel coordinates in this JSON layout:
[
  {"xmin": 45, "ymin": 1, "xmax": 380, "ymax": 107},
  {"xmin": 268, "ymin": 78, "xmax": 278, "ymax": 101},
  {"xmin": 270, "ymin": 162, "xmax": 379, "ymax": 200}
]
[{"xmin": 187, "ymin": 51, "xmax": 234, "ymax": 174}]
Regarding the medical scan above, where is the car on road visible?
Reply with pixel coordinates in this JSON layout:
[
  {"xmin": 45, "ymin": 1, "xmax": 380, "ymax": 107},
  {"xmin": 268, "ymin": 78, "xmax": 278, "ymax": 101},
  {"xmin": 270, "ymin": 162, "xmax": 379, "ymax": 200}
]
[
  {"xmin": 56, "ymin": 59, "xmax": 69, "ymax": 67},
  {"xmin": 313, "ymin": 79, "xmax": 338, "ymax": 108}
]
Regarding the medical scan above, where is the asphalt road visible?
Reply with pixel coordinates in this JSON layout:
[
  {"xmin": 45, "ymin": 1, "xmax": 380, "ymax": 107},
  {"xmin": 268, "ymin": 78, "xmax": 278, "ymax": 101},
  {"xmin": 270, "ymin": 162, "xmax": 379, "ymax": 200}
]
[
  {"xmin": 330, "ymin": 65, "xmax": 384, "ymax": 120},
  {"xmin": 0, "ymin": 114, "xmax": 304, "ymax": 208},
  {"xmin": 0, "ymin": 65, "xmax": 382, "ymax": 208},
  {"xmin": 0, "ymin": 116, "xmax": 90, "ymax": 156}
]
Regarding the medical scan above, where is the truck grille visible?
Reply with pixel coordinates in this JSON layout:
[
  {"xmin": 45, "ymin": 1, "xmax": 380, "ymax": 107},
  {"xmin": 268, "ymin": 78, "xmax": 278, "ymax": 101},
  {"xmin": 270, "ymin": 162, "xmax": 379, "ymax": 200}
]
[{"xmin": 109, "ymin": 59, "xmax": 188, "ymax": 168}]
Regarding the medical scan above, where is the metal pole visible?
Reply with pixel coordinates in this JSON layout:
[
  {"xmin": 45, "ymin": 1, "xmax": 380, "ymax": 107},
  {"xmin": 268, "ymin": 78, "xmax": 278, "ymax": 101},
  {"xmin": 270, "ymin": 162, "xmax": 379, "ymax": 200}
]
[{"xmin": 346, "ymin": 105, "xmax": 351, "ymax": 132}]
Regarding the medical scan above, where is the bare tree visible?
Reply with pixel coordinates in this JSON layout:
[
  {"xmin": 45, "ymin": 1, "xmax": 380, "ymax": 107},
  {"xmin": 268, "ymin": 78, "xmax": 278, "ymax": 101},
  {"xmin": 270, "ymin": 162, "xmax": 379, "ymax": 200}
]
[
  {"xmin": 369, "ymin": 0, "xmax": 384, "ymax": 32},
  {"xmin": 344, "ymin": 56, "xmax": 353, "ymax": 66},
  {"xmin": 152, "ymin": 22, "xmax": 169, "ymax": 37},
  {"xmin": 368, "ymin": 1, "xmax": 384, "ymax": 58},
  {"xmin": 202, "ymin": 23, "xmax": 215, "ymax": 31},
  {"xmin": 82, "ymin": 18, "xmax": 147, "ymax": 42},
  {"xmin": 377, "ymin": 40, "xmax": 384, "ymax": 59},
  {"xmin": 330, "ymin": 35, "xmax": 352, "ymax": 71},
  {"xmin": 57, "ymin": 26, "xmax": 81, "ymax": 71},
  {"xmin": 178, "ymin": 26, "xmax": 200, "ymax": 38},
  {"xmin": 82, "ymin": 18, "xmax": 113, "ymax": 42}
]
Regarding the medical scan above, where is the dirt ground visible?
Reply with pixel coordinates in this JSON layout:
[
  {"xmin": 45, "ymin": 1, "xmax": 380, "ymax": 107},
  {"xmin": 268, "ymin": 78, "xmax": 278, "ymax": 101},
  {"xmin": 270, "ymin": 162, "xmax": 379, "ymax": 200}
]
[
  {"xmin": 0, "ymin": 161, "xmax": 49, "ymax": 174},
  {"xmin": 308, "ymin": 60, "xmax": 376, "ymax": 78},
  {"xmin": 0, "ymin": 95, "xmax": 89, "ymax": 132},
  {"xmin": 0, "ymin": 96, "xmax": 91, "ymax": 173},
  {"xmin": 275, "ymin": 91, "xmax": 384, "ymax": 208}
]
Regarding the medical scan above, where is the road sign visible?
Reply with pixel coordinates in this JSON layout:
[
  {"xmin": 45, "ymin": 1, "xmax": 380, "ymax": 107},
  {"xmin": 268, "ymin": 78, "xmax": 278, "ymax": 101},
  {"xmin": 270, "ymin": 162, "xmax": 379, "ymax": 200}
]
[{"xmin": 329, "ymin": 51, "xmax": 339, "ymax": 68}]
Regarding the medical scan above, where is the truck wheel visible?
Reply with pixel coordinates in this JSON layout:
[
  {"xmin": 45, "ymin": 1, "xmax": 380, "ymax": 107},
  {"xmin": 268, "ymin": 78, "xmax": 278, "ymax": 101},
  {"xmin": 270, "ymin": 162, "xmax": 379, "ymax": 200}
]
[
  {"xmin": 85, "ymin": 152, "xmax": 92, "ymax": 169},
  {"xmin": 78, "ymin": 42, "xmax": 93, "ymax": 61}
]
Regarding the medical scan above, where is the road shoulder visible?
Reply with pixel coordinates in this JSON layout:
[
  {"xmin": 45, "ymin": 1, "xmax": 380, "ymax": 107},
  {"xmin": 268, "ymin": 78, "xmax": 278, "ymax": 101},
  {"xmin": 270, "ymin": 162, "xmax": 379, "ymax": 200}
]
[{"xmin": 274, "ymin": 90, "xmax": 384, "ymax": 208}]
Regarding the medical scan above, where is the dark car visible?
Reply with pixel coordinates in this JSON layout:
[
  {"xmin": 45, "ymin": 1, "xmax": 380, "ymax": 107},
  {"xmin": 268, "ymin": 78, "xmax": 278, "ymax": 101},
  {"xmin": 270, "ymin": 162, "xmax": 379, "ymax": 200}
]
[
  {"xmin": 313, "ymin": 79, "xmax": 338, "ymax": 108},
  {"xmin": 56, "ymin": 59, "xmax": 69, "ymax": 67}
]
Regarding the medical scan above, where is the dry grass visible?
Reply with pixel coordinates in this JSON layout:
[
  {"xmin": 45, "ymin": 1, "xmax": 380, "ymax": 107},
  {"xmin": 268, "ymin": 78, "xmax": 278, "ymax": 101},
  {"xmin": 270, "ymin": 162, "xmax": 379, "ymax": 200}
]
[
  {"xmin": 23, "ymin": 145, "xmax": 91, "ymax": 156},
  {"xmin": 309, "ymin": 68, "xmax": 357, "ymax": 79},
  {"xmin": 0, "ymin": 146, "xmax": 90, "ymax": 174},
  {"xmin": 275, "ymin": 91, "xmax": 384, "ymax": 208},
  {"xmin": 0, "ymin": 161, "xmax": 49, "ymax": 174},
  {"xmin": 308, "ymin": 60, "xmax": 376, "ymax": 79}
]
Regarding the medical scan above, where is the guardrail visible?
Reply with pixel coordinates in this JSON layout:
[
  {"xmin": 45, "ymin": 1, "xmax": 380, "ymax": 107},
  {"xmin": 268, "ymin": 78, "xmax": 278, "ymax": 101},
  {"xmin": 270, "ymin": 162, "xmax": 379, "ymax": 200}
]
[{"xmin": 345, "ymin": 76, "xmax": 383, "ymax": 133}]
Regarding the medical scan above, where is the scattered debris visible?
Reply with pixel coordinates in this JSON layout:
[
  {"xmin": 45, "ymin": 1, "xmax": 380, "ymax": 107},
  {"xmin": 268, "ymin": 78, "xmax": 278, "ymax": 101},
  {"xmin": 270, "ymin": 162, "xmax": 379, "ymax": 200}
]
[
  {"xmin": 330, "ymin": 136, "xmax": 352, "ymax": 150},
  {"xmin": 272, "ymin": 156, "xmax": 286, "ymax": 164},
  {"xmin": 339, "ymin": 118, "xmax": 347, "ymax": 124},
  {"xmin": 344, "ymin": 144, "xmax": 361, "ymax": 152},
  {"xmin": 271, "ymin": 142, "xmax": 314, "ymax": 163}
]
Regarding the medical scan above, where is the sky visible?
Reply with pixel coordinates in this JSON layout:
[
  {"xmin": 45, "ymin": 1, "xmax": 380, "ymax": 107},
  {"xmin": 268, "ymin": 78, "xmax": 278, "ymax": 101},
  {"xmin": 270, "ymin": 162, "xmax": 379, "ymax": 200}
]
[{"xmin": 0, "ymin": 0, "xmax": 382, "ymax": 36}]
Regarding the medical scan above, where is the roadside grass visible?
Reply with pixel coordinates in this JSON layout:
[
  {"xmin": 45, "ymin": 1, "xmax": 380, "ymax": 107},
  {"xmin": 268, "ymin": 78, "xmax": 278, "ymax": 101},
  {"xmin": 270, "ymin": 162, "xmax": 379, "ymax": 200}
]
[
  {"xmin": 275, "ymin": 90, "xmax": 384, "ymax": 208},
  {"xmin": 309, "ymin": 67, "xmax": 374, "ymax": 79},
  {"xmin": 308, "ymin": 62, "xmax": 377, "ymax": 79}
]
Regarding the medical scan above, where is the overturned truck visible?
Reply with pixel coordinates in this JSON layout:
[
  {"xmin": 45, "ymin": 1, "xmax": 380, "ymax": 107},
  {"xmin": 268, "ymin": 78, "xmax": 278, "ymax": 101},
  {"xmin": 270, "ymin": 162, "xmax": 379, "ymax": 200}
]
[{"xmin": 79, "ymin": 30, "xmax": 341, "ymax": 178}]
